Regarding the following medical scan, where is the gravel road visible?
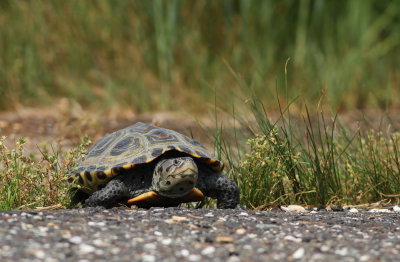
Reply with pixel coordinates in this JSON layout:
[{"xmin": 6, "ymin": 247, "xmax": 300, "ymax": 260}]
[{"xmin": 1, "ymin": 207, "xmax": 399, "ymax": 262}]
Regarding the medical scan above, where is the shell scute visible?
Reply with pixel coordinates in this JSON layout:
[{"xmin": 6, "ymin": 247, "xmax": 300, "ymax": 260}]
[
  {"xmin": 151, "ymin": 148, "xmax": 164, "ymax": 158},
  {"xmin": 110, "ymin": 136, "xmax": 135, "ymax": 156}
]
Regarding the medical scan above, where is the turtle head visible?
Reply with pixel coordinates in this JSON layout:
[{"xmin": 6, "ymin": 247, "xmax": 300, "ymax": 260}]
[{"xmin": 152, "ymin": 157, "xmax": 198, "ymax": 198}]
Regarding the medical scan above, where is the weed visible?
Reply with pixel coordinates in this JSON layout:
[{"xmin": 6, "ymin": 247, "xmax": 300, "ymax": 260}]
[
  {"xmin": 238, "ymin": 129, "xmax": 303, "ymax": 208},
  {"xmin": 0, "ymin": 135, "xmax": 91, "ymax": 210},
  {"xmin": 214, "ymin": 100, "xmax": 400, "ymax": 208},
  {"xmin": 347, "ymin": 130, "xmax": 400, "ymax": 203}
]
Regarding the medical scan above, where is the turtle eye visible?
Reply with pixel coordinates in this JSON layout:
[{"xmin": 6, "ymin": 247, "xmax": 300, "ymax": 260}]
[{"xmin": 173, "ymin": 159, "xmax": 179, "ymax": 165}]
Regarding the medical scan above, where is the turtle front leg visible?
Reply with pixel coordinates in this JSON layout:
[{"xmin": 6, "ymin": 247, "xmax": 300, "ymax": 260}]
[
  {"xmin": 69, "ymin": 188, "xmax": 90, "ymax": 206},
  {"xmin": 196, "ymin": 169, "xmax": 239, "ymax": 209},
  {"xmin": 83, "ymin": 179, "xmax": 130, "ymax": 208}
]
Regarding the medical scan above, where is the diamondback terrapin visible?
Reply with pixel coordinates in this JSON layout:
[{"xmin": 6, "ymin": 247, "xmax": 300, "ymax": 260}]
[{"xmin": 69, "ymin": 122, "xmax": 239, "ymax": 209}]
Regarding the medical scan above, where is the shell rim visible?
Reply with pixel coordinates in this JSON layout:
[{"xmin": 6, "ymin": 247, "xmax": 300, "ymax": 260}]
[{"xmin": 69, "ymin": 148, "xmax": 224, "ymax": 179}]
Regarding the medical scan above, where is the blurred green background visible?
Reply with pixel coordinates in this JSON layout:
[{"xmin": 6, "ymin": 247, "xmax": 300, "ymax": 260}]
[{"xmin": 0, "ymin": 0, "xmax": 399, "ymax": 113}]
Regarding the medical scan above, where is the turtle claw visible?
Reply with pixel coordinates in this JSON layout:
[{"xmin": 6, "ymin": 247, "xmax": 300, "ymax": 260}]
[{"xmin": 126, "ymin": 188, "xmax": 204, "ymax": 207}]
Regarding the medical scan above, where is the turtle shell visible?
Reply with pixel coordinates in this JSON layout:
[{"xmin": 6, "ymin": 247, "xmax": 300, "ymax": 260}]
[{"xmin": 69, "ymin": 122, "xmax": 223, "ymax": 194}]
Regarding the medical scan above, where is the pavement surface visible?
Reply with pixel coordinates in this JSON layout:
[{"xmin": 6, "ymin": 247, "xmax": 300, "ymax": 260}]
[{"xmin": 1, "ymin": 207, "xmax": 399, "ymax": 262}]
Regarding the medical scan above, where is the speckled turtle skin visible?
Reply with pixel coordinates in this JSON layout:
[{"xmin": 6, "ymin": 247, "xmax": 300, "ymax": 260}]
[{"xmin": 69, "ymin": 122, "xmax": 239, "ymax": 209}]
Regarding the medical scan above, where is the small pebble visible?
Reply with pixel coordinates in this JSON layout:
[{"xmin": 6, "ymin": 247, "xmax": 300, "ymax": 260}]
[
  {"xmin": 320, "ymin": 245, "xmax": 330, "ymax": 252},
  {"xmin": 111, "ymin": 247, "xmax": 121, "ymax": 255},
  {"xmin": 284, "ymin": 235, "xmax": 302, "ymax": 243},
  {"xmin": 335, "ymin": 247, "xmax": 349, "ymax": 256},
  {"xmin": 79, "ymin": 244, "xmax": 95, "ymax": 254},
  {"xmin": 69, "ymin": 236, "xmax": 82, "ymax": 244},
  {"xmin": 88, "ymin": 221, "xmax": 106, "ymax": 227},
  {"xmin": 292, "ymin": 247, "xmax": 305, "ymax": 259},
  {"xmin": 28, "ymin": 249, "xmax": 46, "ymax": 259},
  {"xmin": 131, "ymin": 237, "xmax": 144, "ymax": 243},
  {"xmin": 235, "ymin": 228, "xmax": 246, "ymax": 235},
  {"xmin": 360, "ymin": 255, "xmax": 371, "ymax": 261},
  {"xmin": 142, "ymin": 254, "xmax": 156, "ymax": 262},
  {"xmin": 161, "ymin": 238, "xmax": 172, "ymax": 245},
  {"xmin": 281, "ymin": 205, "xmax": 307, "ymax": 213},
  {"xmin": 180, "ymin": 249, "xmax": 190, "ymax": 257},
  {"xmin": 215, "ymin": 236, "xmax": 234, "ymax": 243},
  {"xmin": 93, "ymin": 239, "xmax": 110, "ymax": 247},
  {"xmin": 256, "ymin": 224, "xmax": 279, "ymax": 230},
  {"xmin": 171, "ymin": 216, "xmax": 187, "ymax": 221},
  {"xmin": 227, "ymin": 257, "xmax": 241, "ymax": 262},
  {"xmin": 188, "ymin": 254, "xmax": 202, "ymax": 261},
  {"xmin": 201, "ymin": 246, "xmax": 216, "ymax": 256},
  {"xmin": 144, "ymin": 243, "xmax": 157, "ymax": 251},
  {"xmin": 369, "ymin": 209, "xmax": 391, "ymax": 213}
]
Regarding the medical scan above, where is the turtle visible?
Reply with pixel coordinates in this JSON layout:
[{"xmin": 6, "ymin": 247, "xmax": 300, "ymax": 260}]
[{"xmin": 69, "ymin": 122, "xmax": 239, "ymax": 209}]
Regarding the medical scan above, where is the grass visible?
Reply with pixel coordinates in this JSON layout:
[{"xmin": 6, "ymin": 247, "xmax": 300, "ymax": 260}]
[
  {"xmin": 0, "ymin": 135, "xmax": 91, "ymax": 210},
  {"xmin": 213, "ymin": 97, "xmax": 400, "ymax": 209},
  {"xmin": 1, "ymin": 1, "xmax": 400, "ymax": 112}
]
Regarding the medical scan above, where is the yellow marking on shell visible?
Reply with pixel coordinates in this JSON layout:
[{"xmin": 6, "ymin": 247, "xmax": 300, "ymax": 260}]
[
  {"xmin": 173, "ymin": 147, "xmax": 200, "ymax": 158},
  {"xmin": 123, "ymin": 164, "xmax": 132, "ymax": 169},
  {"xmin": 79, "ymin": 172, "xmax": 89, "ymax": 186},
  {"xmin": 72, "ymin": 172, "xmax": 93, "ymax": 194},
  {"xmin": 205, "ymin": 158, "xmax": 224, "ymax": 172},
  {"xmin": 104, "ymin": 169, "xmax": 113, "ymax": 176},
  {"xmin": 73, "ymin": 167, "xmax": 120, "ymax": 194}
]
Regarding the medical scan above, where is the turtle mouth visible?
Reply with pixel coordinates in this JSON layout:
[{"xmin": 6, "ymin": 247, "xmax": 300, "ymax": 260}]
[
  {"xmin": 126, "ymin": 188, "xmax": 204, "ymax": 207},
  {"xmin": 173, "ymin": 166, "xmax": 198, "ymax": 176}
]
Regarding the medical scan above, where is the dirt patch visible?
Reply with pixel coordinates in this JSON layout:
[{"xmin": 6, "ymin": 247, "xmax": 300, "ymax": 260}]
[
  {"xmin": 0, "ymin": 106, "xmax": 222, "ymax": 158},
  {"xmin": 1, "ymin": 104, "xmax": 399, "ymax": 158}
]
